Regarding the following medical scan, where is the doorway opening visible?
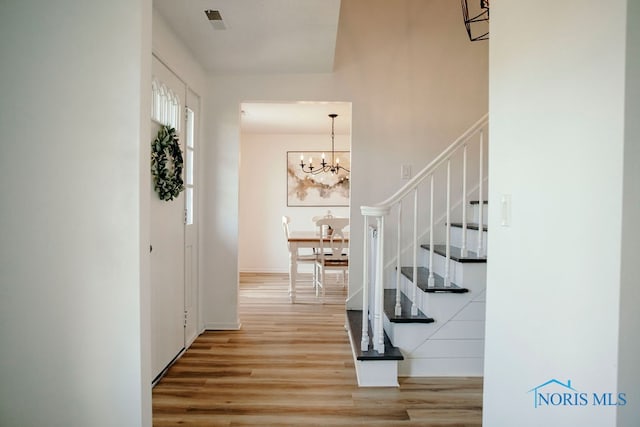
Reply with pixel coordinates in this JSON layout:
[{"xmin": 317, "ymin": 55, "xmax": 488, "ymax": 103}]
[{"xmin": 238, "ymin": 101, "xmax": 352, "ymax": 303}]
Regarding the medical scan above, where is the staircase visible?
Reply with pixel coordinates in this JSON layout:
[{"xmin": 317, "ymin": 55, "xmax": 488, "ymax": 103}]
[{"xmin": 346, "ymin": 114, "xmax": 489, "ymax": 386}]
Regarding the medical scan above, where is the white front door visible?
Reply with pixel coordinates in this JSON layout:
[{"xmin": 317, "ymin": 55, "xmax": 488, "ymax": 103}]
[
  {"xmin": 150, "ymin": 56, "xmax": 186, "ymax": 380},
  {"xmin": 183, "ymin": 88, "xmax": 199, "ymax": 347}
]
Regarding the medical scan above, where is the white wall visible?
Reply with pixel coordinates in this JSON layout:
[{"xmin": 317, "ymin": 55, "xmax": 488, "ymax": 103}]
[
  {"xmin": 484, "ymin": 1, "xmax": 637, "ymax": 426},
  {"xmin": 239, "ymin": 132, "xmax": 350, "ymax": 273},
  {"xmin": 152, "ymin": 8, "xmax": 207, "ymax": 95},
  {"xmin": 617, "ymin": 1, "xmax": 640, "ymax": 426},
  {"xmin": 0, "ymin": 1, "xmax": 152, "ymax": 426},
  {"xmin": 201, "ymin": 0, "xmax": 488, "ymax": 328}
]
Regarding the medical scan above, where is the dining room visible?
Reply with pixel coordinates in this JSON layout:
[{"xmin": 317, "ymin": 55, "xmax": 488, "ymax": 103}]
[{"xmin": 238, "ymin": 101, "xmax": 352, "ymax": 303}]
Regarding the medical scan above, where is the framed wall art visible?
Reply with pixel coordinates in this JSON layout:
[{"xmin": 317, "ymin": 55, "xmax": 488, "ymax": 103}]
[{"xmin": 286, "ymin": 151, "xmax": 350, "ymax": 207}]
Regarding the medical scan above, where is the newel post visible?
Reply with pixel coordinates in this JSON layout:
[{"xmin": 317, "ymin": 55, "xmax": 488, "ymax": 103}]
[
  {"xmin": 361, "ymin": 205, "xmax": 389, "ymax": 355},
  {"xmin": 360, "ymin": 217, "xmax": 370, "ymax": 352}
]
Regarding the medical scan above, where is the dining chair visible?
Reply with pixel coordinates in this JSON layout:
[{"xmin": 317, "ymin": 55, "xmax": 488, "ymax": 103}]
[
  {"xmin": 314, "ymin": 217, "xmax": 349, "ymax": 298},
  {"xmin": 282, "ymin": 216, "xmax": 317, "ymax": 288},
  {"xmin": 311, "ymin": 210, "xmax": 334, "ymax": 224}
]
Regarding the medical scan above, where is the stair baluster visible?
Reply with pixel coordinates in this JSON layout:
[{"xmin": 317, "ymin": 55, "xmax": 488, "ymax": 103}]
[
  {"xmin": 444, "ymin": 159, "xmax": 451, "ymax": 287},
  {"xmin": 427, "ymin": 174, "xmax": 435, "ymax": 287},
  {"xmin": 411, "ymin": 188, "xmax": 418, "ymax": 316},
  {"xmin": 394, "ymin": 202, "xmax": 402, "ymax": 316},
  {"xmin": 461, "ymin": 144, "xmax": 468, "ymax": 257},
  {"xmin": 477, "ymin": 130, "xmax": 485, "ymax": 256}
]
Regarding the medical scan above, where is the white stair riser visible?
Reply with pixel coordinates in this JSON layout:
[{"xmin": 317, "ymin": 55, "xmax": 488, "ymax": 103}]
[
  {"xmin": 419, "ymin": 250, "xmax": 486, "ymax": 288},
  {"xmin": 449, "ymin": 227, "xmax": 488, "ymax": 253},
  {"xmin": 346, "ymin": 319, "xmax": 399, "ymax": 387},
  {"xmin": 397, "ymin": 278, "xmax": 485, "ymax": 330},
  {"xmin": 384, "ymin": 316, "xmax": 436, "ymax": 350},
  {"xmin": 468, "ymin": 203, "xmax": 488, "ymax": 226},
  {"xmin": 354, "ymin": 359, "xmax": 399, "ymax": 387}
]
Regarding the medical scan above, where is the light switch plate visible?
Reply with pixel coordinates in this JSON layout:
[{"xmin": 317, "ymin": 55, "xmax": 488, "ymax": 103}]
[
  {"xmin": 401, "ymin": 164, "xmax": 411, "ymax": 180},
  {"xmin": 501, "ymin": 194, "xmax": 511, "ymax": 226}
]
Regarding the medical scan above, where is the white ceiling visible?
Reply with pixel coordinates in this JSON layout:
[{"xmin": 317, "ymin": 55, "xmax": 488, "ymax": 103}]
[
  {"xmin": 240, "ymin": 102, "xmax": 351, "ymax": 135},
  {"xmin": 154, "ymin": 0, "xmax": 346, "ymax": 135},
  {"xmin": 153, "ymin": 0, "xmax": 341, "ymax": 74}
]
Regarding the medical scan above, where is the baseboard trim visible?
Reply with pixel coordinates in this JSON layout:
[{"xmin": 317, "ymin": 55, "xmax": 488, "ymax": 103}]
[
  {"xmin": 152, "ymin": 347, "xmax": 185, "ymax": 386},
  {"xmin": 204, "ymin": 321, "xmax": 242, "ymax": 330},
  {"xmin": 239, "ymin": 268, "xmax": 288, "ymax": 274}
]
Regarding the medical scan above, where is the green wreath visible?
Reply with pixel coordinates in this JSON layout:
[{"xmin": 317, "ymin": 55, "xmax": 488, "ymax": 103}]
[{"xmin": 151, "ymin": 125, "xmax": 184, "ymax": 201}]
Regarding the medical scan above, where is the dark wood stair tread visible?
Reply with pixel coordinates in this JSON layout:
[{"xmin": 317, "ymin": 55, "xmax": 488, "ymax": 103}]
[
  {"xmin": 400, "ymin": 267, "xmax": 469, "ymax": 293},
  {"xmin": 383, "ymin": 289, "xmax": 434, "ymax": 323},
  {"xmin": 449, "ymin": 222, "xmax": 488, "ymax": 232},
  {"xmin": 420, "ymin": 244, "xmax": 487, "ymax": 263},
  {"xmin": 346, "ymin": 310, "xmax": 404, "ymax": 361}
]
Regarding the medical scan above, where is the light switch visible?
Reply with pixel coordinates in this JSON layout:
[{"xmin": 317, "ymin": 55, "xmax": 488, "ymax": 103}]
[
  {"xmin": 501, "ymin": 194, "xmax": 511, "ymax": 227},
  {"xmin": 401, "ymin": 164, "xmax": 411, "ymax": 180}
]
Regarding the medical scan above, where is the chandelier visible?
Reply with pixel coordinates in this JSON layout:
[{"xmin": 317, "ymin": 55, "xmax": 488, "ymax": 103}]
[
  {"xmin": 299, "ymin": 113, "xmax": 350, "ymax": 175},
  {"xmin": 461, "ymin": 0, "xmax": 489, "ymax": 41}
]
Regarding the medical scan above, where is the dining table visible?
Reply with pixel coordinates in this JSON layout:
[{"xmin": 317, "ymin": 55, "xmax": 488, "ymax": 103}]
[{"xmin": 287, "ymin": 230, "xmax": 349, "ymax": 302}]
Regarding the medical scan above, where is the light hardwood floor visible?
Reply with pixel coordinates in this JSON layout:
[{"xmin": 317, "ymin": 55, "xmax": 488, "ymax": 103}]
[{"xmin": 152, "ymin": 272, "xmax": 483, "ymax": 426}]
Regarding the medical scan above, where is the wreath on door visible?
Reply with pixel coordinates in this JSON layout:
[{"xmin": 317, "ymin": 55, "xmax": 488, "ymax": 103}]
[{"xmin": 151, "ymin": 125, "xmax": 184, "ymax": 201}]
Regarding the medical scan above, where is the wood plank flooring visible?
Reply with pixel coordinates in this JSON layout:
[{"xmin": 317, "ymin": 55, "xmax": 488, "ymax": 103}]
[{"xmin": 152, "ymin": 272, "xmax": 483, "ymax": 426}]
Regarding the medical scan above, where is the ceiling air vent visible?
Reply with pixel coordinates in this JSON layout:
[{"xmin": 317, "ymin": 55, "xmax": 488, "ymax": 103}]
[{"xmin": 204, "ymin": 9, "xmax": 226, "ymax": 30}]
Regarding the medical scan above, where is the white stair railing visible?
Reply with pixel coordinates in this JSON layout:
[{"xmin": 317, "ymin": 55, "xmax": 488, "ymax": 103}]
[{"xmin": 359, "ymin": 114, "xmax": 488, "ymax": 353}]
